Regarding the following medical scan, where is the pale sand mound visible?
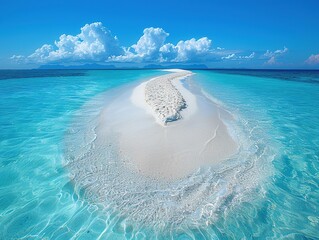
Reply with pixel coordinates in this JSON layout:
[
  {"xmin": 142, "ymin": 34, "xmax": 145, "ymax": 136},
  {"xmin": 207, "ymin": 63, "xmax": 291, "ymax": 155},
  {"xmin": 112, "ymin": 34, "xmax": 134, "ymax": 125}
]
[
  {"xmin": 97, "ymin": 70, "xmax": 238, "ymax": 180},
  {"xmin": 144, "ymin": 71, "xmax": 192, "ymax": 124}
]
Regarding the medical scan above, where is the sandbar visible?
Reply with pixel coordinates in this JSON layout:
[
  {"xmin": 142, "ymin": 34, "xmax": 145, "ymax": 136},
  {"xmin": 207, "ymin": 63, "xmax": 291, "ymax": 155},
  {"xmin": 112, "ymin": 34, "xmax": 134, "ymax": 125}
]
[{"xmin": 96, "ymin": 70, "xmax": 238, "ymax": 180}]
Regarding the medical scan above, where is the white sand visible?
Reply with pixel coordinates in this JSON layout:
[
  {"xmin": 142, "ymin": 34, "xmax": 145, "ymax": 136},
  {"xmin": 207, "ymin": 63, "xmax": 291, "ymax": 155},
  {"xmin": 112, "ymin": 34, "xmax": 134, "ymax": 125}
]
[
  {"xmin": 98, "ymin": 70, "xmax": 238, "ymax": 180},
  {"xmin": 131, "ymin": 70, "xmax": 194, "ymax": 125}
]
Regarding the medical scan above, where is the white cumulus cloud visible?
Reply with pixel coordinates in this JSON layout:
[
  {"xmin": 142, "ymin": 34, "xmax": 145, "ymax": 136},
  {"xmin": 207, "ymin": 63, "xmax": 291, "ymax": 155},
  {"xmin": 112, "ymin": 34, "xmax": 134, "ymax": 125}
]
[
  {"xmin": 263, "ymin": 47, "xmax": 288, "ymax": 65},
  {"xmin": 172, "ymin": 37, "xmax": 212, "ymax": 62},
  {"xmin": 110, "ymin": 27, "xmax": 170, "ymax": 63},
  {"xmin": 132, "ymin": 27, "xmax": 169, "ymax": 58},
  {"xmin": 113, "ymin": 31, "xmax": 213, "ymax": 63},
  {"xmin": 11, "ymin": 22, "xmax": 276, "ymax": 66},
  {"xmin": 222, "ymin": 53, "xmax": 236, "ymax": 60},
  {"xmin": 305, "ymin": 53, "xmax": 319, "ymax": 65},
  {"xmin": 12, "ymin": 22, "xmax": 123, "ymax": 63},
  {"xmin": 240, "ymin": 52, "xmax": 255, "ymax": 59},
  {"xmin": 27, "ymin": 44, "xmax": 54, "ymax": 63},
  {"xmin": 158, "ymin": 37, "xmax": 213, "ymax": 62},
  {"xmin": 266, "ymin": 56, "xmax": 276, "ymax": 65},
  {"xmin": 48, "ymin": 22, "xmax": 123, "ymax": 61},
  {"xmin": 221, "ymin": 52, "xmax": 255, "ymax": 60},
  {"xmin": 159, "ymin": 43, "xmax": 178, "ymax": 62},
  {"xmin": 264, "ymin": 47, "xmax": 288, "ymax": 58}
]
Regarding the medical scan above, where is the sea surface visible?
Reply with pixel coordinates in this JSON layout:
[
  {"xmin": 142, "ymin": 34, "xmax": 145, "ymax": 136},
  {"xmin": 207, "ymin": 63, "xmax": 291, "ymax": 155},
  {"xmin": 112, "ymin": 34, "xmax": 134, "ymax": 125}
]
[{"xmin": 0, "ymin": 69, "xmax": 318, "ymax": 239}]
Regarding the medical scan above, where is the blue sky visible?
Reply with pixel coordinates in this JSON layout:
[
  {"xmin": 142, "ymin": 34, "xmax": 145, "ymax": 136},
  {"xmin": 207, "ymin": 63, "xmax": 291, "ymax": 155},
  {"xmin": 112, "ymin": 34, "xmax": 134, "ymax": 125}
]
[{"xmin": 1, "ymin": 0, "xmax": 319, "ymax": 69}]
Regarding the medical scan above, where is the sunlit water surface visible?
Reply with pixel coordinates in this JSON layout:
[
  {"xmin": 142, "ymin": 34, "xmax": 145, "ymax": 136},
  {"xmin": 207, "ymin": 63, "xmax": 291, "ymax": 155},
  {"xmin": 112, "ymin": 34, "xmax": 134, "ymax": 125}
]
[{"xmin": 0, "ymin": 69, "xmax": 318, "ymax": 239}]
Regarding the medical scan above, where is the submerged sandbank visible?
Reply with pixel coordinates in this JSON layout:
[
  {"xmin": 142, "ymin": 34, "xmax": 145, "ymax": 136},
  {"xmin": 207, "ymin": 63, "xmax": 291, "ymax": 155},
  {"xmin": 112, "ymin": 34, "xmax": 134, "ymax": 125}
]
[
  {"xmin": 65, "ymin": 69, "xmax": 274, "ymax": 226},
  {"xmin": 97, "ymin": 70, "xmax": 238, "ymax": 180}
]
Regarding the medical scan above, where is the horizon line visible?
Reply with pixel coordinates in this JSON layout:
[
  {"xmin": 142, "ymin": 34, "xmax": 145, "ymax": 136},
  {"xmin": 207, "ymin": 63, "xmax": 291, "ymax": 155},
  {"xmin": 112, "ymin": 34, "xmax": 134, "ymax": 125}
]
[{"xmin": 0, "ymin": 68, "xmax": 319, "ymax": 71}]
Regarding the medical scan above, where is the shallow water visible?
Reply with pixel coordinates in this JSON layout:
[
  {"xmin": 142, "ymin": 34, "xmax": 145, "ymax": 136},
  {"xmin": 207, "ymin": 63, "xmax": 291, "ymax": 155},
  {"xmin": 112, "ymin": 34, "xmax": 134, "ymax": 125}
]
[{"xmin": 1, "ymin": 69, "xmax": 319, "ymax": 239}]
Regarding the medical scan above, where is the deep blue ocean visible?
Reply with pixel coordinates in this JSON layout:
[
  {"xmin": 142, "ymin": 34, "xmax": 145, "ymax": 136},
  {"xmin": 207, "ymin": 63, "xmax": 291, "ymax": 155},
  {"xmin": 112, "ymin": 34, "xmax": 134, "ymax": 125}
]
[{"xmin": 0, "ymin": 69, "xmax": 318, "ymax": 239}]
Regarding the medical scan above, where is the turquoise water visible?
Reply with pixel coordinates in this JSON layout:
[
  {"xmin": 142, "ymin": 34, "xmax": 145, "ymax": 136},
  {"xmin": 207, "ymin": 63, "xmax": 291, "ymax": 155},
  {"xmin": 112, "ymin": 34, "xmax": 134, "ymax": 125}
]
[{"xmin": 0, "ymin": 69, "xmax": 319, "ymax": 239}]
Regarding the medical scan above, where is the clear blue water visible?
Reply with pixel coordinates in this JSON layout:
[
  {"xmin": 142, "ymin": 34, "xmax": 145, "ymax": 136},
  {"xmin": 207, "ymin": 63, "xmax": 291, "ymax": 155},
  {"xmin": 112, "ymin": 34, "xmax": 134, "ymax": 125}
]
[{"xmin": 0, "ymin": 69, "xmax": 319, "ymax": 239}]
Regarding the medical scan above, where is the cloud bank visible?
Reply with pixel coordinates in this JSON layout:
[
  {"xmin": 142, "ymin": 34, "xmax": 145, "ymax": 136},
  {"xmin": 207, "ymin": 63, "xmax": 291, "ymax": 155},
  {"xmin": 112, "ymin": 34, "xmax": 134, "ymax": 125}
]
[
  {"xmin": 12, "ymin": 22, "xmax": 123, "ymax": 64},
  {"xmin": 263, "ymin": 47, "xmax": 288, "ymax": 65},
  {"xmin": 305, "ymin": 53, "xmax": 319, "ymax": 65},
  {"xmin": 11, "ymin": 22, "xmax": 283, "ymax": 66}
]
